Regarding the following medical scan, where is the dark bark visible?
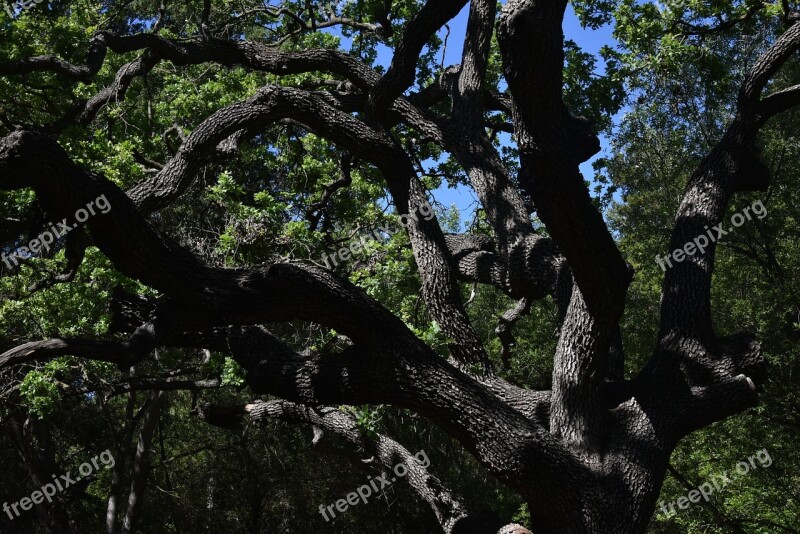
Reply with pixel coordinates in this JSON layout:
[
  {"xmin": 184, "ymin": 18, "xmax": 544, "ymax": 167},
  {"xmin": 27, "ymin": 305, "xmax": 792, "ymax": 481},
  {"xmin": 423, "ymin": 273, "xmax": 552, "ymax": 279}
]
[
  {"xmin": 106, "ymin": 374, "xmax": 139, "ymax": 534},
  {"xmin": 4, "ymin": 413, "xmax": 74, "ymax": 533},
  {"xmin": 203, "ymin": 400, "xmax": 469, "ymax": 532},
  {"xmin": 1, "ymin": 5, "xmax": 799, "ymax": 533},
  {"xmin": 119, "ymin": 390, "xmax": 164, "ymax": 534}
]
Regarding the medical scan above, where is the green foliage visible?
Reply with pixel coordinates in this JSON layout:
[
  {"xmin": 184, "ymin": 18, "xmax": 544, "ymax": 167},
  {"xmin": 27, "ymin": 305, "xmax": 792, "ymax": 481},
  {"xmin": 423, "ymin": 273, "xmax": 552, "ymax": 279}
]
[
  {"xmin": 341, "ymin": 405, "xmax": 384, "ymax": 439},
  {"xmin": 564, "ymin": 39, "xmax": 626, "ymax": 132},
  {"xmin": 603, "ymin": 5, "xmax": 800, "ymax": 530},
  {"xmin": 1, "ymin": 0, "xmax": 799, "ymax": 532},
  {"xmin": 221, "ymin": 357, "xmax": 246, "ymax": 387},
  {"xmin": 19, "ymin": 359, "xmax": 69, "ymax": 418},
  {"xmin": 410, "ymin": 320, "xmax": 454, "ymax": 357}
]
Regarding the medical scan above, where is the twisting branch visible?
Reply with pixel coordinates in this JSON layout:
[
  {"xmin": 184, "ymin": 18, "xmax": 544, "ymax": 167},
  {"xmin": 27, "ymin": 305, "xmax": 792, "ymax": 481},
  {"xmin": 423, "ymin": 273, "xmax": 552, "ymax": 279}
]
[
  {"xmin": 659, "ymin": 19, "xmax": 800, "ymax": 338},
  {"xmin": 739, "ymin": 20, "xmax": 800, "ymax": 109},
  {"xmin": 0, "ymin": 128, "xmax": 585, "ymax": 514},
  {"xmin": 675, "ymin": 1, "xmax": 766, "ymax": 38},
  {"xmin": 497, "ymin": 0, "xmax": 630, "ymax": 454},
  {"xmin": 620, "ymin": 20, "xmax": 800, "ymax": 506},
  {"xmin": 45, "ymin": 51, "xmax": 160, "ymax": 133},
  {"xmin": 120, "ymin": 81, "xmax": 491, "ymax": 370},
  {"xmin": 366, "ymin": 0, "xmax": 468, "ymax": 117},
  {"xmin": 0, "ymin": 33, "xmax": 108, "ymax": 83},
  {"xmin": 197, "ymin": 400, "xmax": 500, "ymax": 533},
  {"xmin": 758, "ymin": 83, "xmax": 800, "ymax": 120},
  {"xmin": 4, "ymin": 3, "xmax": 793, "ymax": 528},
  {"xmin": 497, "ymin": 0, "xmax": 629, "ymax": 318},
  {"xmin": 444, "ymin": 0, "xmax": 534, "ymax": 260}
]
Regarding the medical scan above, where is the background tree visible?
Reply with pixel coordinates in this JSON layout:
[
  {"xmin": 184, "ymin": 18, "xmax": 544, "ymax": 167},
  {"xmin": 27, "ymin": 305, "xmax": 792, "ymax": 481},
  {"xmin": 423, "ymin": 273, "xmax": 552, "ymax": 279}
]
[{"xmin": 0, "ymin": 0, "xmax": 798, "ymax": 532}]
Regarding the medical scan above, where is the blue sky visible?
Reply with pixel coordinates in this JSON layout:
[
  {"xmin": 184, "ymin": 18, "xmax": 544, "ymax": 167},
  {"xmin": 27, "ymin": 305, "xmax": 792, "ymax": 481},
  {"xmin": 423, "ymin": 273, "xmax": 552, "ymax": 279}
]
[
  {"xmin": 428, "ymin": 4, "xmax": 618, "ymax": 226},
  {"xmin": 347, "ymin": 3, "xmax": 619, "ymax": 227},
  {"xmin": 326, "ymin": 3, "xmax": 621, "ymax": 228}
]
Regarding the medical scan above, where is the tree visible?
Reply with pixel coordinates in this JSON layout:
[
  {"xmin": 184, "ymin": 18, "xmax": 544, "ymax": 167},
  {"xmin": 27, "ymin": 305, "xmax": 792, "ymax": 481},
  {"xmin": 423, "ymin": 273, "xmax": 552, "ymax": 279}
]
[{"xmin": 0, "ymin": 0, "xmax": 799, "ymax": 532}]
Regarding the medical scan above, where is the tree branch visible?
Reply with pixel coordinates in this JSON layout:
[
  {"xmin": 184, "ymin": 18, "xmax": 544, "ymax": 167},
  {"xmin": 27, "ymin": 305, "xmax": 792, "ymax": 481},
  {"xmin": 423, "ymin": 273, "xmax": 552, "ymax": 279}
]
[
  {"xmin": 0, "ymin": 338, "xmax": 136, "ymax": 369},
  {"xmin": 199, "ymin": 400, "xmax": 479, "ymax": 533},
  {"xmin": 497, "ymin": 0, "xmax": 630, "ymax": 453},
  {"xmin": 0, "ymin": 33, "xmax": 108, "ymax": 83},
  {"xmin": 366, "ymin": 0, "xmax": 468, "ymax": 117},
  {"xmin": 758, "ymin": 83, "xmax": 800, "ymax": 120}
]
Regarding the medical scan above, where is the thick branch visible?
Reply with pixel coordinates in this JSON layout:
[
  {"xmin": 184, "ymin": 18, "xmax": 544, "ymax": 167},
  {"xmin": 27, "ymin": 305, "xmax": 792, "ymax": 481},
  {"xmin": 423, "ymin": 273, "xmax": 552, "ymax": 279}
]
[
  {"xmin": 204, "ymin": 400, "xmax": 473, "ymax": 532},
  {"xmin": 0, "ymin": 34, "xmax": 107, "ymax": 82},
  {"xmin": 0, "ymin": 338, "xmax": 136, "ymax": 369},
  {"xmin": 758, "ymin": 83, "xmax": 800, "ymax": 119},
  {"xmin": 497, "ymin": 0, "xmax": 629, "ymax": 318},
  {"xmin": 366, "ymin": 0, "xmax": 468, "ymax": 116},
  {"xmin": 497, "ymin": 0, "xmax": 630, "ymax": 453},
  {"xmin": 0, "ymin": 129, "xmax": 582, "ymax": 509},
  {"xmin": 126, "ymin": 84, "xmax": 489, "ymax": 369},
  {"xmin": 660, "ymin": 20, "xmax": 800, "ymax": 338},
  {"xmin": 739, "ymin": 20, "xmax": 800, "ymax": 108}
]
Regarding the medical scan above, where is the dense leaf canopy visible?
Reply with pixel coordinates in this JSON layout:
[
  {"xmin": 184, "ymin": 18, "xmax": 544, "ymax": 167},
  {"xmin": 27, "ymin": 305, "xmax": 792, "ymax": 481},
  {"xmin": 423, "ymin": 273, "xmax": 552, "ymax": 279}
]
[{"xmin": 0, "ymin": 0, "xmax": 798, "ymax": 532}]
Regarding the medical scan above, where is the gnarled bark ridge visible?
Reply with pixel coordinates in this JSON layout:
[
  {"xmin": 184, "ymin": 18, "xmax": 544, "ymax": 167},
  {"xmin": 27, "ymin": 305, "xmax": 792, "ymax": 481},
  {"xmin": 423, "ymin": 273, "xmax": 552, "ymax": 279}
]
[{"xmin": 2, "ymin": 0, "xmax": 799, "ymax": 531}]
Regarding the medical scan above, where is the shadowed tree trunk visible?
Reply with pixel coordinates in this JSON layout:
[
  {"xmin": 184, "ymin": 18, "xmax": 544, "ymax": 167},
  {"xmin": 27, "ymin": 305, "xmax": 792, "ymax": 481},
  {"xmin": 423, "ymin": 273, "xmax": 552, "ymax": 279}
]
[
  {"xmin": 1, "ymin": 0, "xmax": 799, "ymax": 531},
  {"xmin": 119, "ymin": 390, "xmax": 164, "ymax": 534}
]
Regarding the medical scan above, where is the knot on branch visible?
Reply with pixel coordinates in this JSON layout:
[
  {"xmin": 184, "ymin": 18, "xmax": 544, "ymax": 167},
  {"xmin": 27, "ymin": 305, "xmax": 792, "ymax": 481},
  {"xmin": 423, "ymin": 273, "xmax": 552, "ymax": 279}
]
[
  {"xmin": 565, "ymin": 114, "xmax": 601, "ymax": 164},
  {"xmin": 717, "ymin": 331, "xmax": 768, "ymax": 387},
  {"xmin": 507, "ymin": 235, "xmax": 562, "ymax": 299}
]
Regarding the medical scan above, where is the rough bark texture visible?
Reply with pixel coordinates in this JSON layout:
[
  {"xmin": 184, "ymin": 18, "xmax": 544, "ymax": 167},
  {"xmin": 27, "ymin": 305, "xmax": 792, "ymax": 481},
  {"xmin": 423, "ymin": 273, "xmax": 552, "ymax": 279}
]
[
  {"xmin": 1, "ymin": 1, "xmax": 798, "ymax": 531},
  {"xmin": 119, "ymin": 390, "xmax": 164, "ymax": 534}
]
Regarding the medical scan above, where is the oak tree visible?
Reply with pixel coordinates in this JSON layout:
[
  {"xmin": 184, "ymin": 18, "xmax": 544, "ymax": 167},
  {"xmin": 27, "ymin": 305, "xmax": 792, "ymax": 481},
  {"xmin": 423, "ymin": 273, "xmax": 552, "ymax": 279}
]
[{"xmin": 1, "ymin": 0, "xmax": 799, "ymax": 532}]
